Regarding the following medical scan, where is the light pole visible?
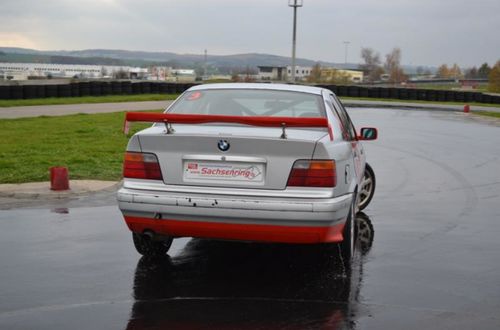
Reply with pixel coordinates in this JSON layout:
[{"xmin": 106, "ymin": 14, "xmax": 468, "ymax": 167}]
[
  {"xmin": 343, "ymin": 41, "xmax": 350, "ymax": 65},
  {"xmin": 204, "ymin": 49, "xmax": 208, "ymax": 80},
  {"xmin": 289, "ymin": 0, "xmax": 303, "ymax": 83}
]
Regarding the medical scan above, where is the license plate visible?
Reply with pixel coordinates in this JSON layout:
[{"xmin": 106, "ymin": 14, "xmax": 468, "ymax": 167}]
[{"xmin": 183, "ymin": 161, "xmax": 264, "ymax": 182}]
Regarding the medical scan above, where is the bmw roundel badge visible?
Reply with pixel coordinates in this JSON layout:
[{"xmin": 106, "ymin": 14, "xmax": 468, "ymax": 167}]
[{"xmin": 218, "ymin": 139, "xmax": 230, "ymax": 152}]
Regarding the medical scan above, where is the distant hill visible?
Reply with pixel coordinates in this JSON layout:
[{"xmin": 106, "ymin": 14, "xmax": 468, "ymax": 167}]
[
  {"xmin": 0, "ymin": 47, "xmax": 433, "ymax": 74},
  {"xmin": 0, "ymin": 47, "xmax": 351, "ymax": 71}
]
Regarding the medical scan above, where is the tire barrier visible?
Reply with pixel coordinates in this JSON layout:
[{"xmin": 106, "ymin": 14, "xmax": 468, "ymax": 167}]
[
  {"xmin": 23, "ymin": 85, "xmax": 38, "ymax": 99},
  {"xmin": 380, "ymin": 88, "xmax": 389, "ymax": 99},
  {"xmin": 79, "ymin": 82, "xmax": 90, "ymax": 96},
  {"xmin": 337, "ymin": 85, "xmax": 348, "ymax": 97},
  {"xmin": 0, "ymin": 86, "xmax": 11, "ymax": 99},
  {"xmin": 34, "ymin": 85, "xmax": 46, "ymax": 98},
  {"xmin": 2, "ymin": 81, "xmax": 499, "ymax": 104},
  {"xmin": 455, "ymin": 91, "xmax": 465, "ymax": 102},
  {"xmin": 10, "ymin": 86, "xmax": 23, "ymax": 99},
  {"xmin": 139, "ymin": 82, "xmax": 151, "ymax": 94},
  {"xmin": 359, "ymin": 87, "xmax": 369, "ymax": 97},
  {"xmin": 111, "ymin": 81, "xmax": 122, "ymax": 95},
  {"xmin": 101, "ymin": 82, "xmax": 112, "ymax": 96},
  {"xmin": 159, "ymin": 82, "xmax": 169, "ymax": 94},
  {"xmin": 348, "ymin": 86, "xmax": 359, "ymax": 97},
  {"xmin": 166, "ymin": 83, "xmax": 177, "ymax": 94},
  {"xmin": 472, "ymin": 92, "xmax": 482, "ymax": 103},
  {"xmin": 417, "ymin": 89, "xmax": 427, "ymax": 101},
  {"xmin": 90, "ymin": 81, "xmax": 102, "ymax": 96},
  {"xmin": 407, "ymin": 89, "xmax": 417, "ymax": 100},
  {"xmin": 368, "ymin": 87, "xmax": 380, "ymax": 98},
  {"xmin": 319, "ymin": 84, "xmax": 337, "ymax": 94},
  {"xmin": 121, "ymin": 81, "xmax": 132, "ymax": 94},
  {"xmin": 150, "ymin": 83, "xmax": 160, "ymax": 94},
  {"xmin": 57, "ymin": 84, "xmax": 71, "ymax": 98},
  {"xmin": 447, "ymin": 91, "xmax": 455, "ymax": 102},
  {"xmin": 174, "ymin": 83, "xmax": 186, "ymax": 94},
  {"xmin": 437, "ymin": 90, "xmax": 447, "ymax": 102},
  {"xmin": 398, "ymin": 88, "xmax": 409, "ymax": 100},
  {"xmin": 131, "ymin": 82, "xmax": 141, "ymax": 94},
  {"xmin": 482, "ymin": 94, "xmax": 492, "ymax": 103},
  {"xmin": 427, "ymin": 90, "xmax": 437, "ymax": 102},
  {"xmin": 491, "ymin": 95, "xmax": 500, "ymax": 104},
  {"xmin": 70, "ymin": 83, "xmax": 79, "ymax": 97},
  {"xmin": 45, "ymin": 85, "xmax": 58, "ymax": 98},
  {"xmin": 388, "ymin": 88, "xmax": 399, "ymax": 99}
]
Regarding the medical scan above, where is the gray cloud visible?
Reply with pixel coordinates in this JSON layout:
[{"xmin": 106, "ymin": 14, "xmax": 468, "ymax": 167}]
[{"xmin": 0, "ymin": 0, "xmax": 498, "ymax": 66}]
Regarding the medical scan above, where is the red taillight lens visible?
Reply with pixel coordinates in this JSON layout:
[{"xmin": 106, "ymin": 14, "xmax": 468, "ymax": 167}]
[
  {"xmin": 287, "ymin": 160, "xmax": 336, "ymax": 187},
  {"xmin": 123, "ymin": 152, "xmax": 163, "ymax": 180}
]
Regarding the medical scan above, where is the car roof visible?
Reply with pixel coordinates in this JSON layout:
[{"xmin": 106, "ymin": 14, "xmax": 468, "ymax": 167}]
[{"xmin": 189, "ymin": 83, "xmax": 325, "ymax": 95}]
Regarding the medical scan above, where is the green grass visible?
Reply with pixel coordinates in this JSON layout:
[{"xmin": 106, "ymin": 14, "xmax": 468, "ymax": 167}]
[
  {"xmin": 0, "ymin": 94, "xmax": 179, "ymax": 107},
  {"xmin": 340, "ymin": 96, "xmax": 500, "ymax": 108},
  {"xmin": 0, "ymin": 111, "xmax": 160, "ymax": 183},
  {"xmin": 408, "ymin": 83, "xmax": 488, "ymax": 92},
  {"xmin": 1, "ymin": 98, "xmax": 498, "ymax": 184},
  {"xmin": 474, "ymin": 111, "xmax": 500, "ymax": 118}
]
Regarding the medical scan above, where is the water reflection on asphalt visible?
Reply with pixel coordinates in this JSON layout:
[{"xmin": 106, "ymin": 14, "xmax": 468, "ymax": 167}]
[{"xmin": 126, "ymin": 213, "xmax": 374, "ymax": 330}]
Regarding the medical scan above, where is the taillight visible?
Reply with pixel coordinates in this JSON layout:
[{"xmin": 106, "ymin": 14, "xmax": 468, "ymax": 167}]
[
  {"xmin": 287, "ymin": 160, "xmax": 336, "ymax": 187},
  {"xmin": 123, "ymin": 152, "xmax": 163, "ymax": 180}
]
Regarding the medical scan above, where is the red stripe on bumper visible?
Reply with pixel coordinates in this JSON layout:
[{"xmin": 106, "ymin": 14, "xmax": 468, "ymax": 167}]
[{"xmin": 123, "ymin": 216, "xmax": 345, "ymax": 244}]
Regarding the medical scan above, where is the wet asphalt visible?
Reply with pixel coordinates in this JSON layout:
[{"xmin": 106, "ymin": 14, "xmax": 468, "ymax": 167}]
[{"xmin": 0, "ymin": 108, "xmax": 499, "ymax": 329}]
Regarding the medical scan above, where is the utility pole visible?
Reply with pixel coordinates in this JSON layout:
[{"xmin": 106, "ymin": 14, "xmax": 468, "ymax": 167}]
[
  {"xmin": 289, "ymin": 0, "xmax": 303, "ymax": 83},
  {"xmin": 343, "ymin": 41, "xmax": 350, "ymax": 65},
  {"xmin": 204, "ymin": 49, "xmax": 208, "ymax": 80}
]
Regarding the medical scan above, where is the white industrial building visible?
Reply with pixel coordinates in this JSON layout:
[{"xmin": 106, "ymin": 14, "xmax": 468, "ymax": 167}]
[
  {"xmin": 286, "ymin": 66, "xmax": 312, "ymax": 80},
  {"xmin": 257, "ymin": 65, "xmax": 312, "ymax": 81},
  {"xmin": 0, "ymin": 62, "xmax": 146, "ymax": 80}
]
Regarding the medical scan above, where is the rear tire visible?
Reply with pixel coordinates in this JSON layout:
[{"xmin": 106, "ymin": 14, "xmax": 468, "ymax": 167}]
[
  {"xmin": 132, "ymin": 233, "xmax": 173, "ymax": 257},
  {"xmin": 356, "ymin": 212, "xmax": 374, "ymax": 255},
  {"xmin": 358, "ymin": 163, "xmax": 376, "ymax": 210},
  {"xmin": 340, "ymin": 200, "xmax": 355, "ymax": 269}
]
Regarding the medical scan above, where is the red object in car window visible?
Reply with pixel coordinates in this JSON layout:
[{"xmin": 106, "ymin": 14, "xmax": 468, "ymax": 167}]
[{"xmin": 187, "ymin": 91, "xmax": 202, "ymax": 101}]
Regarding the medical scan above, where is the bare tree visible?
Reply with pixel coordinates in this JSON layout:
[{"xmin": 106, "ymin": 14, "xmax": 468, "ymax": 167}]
[
  {"xmin": 360, "ymin": 48, "xmax": 383, "ymax": 82},
  {"xmin": 449, "ymin": 64, "xmax": 463, "ymax": 79},
  {"xmin": 307, "ymin": 63, "xmax": 322, "ymax": 83},
  {"xmin": 385, "ymin": 48, "xmax": 407, "ymax": 83},
  {"xmin": 488, "ymin": 60, "xmax": 500, "ymax": 93},
  {"xmin": 437, "ymin": 64, "xmax": 450, "ymax": 78},
  {"xmin": 478, "ymin": 63, "xmax": 491, "ymax": 79},
  {"xmin": 465, "ymin": 67, "xmax": 478, "ymax": 79},
  {"xmin": 113, "ymin": 69, "xmax": 129, "ymax": 79}
]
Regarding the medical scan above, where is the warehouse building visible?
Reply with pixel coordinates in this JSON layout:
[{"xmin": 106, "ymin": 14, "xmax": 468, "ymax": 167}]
[{"xmin": 0, "ymin": 62, "xmax": 143, "ymax": 80}]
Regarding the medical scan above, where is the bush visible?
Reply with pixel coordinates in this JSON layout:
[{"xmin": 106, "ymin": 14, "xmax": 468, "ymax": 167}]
[{"xmin": 488, "ymin": 61, "xmax": 500, "ymax": 93}]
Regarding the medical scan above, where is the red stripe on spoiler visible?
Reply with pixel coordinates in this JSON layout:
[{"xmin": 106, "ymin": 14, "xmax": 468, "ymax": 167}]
[{"xmin": 123, "ymin": 112, "xmax": 333, "ymax": 140}]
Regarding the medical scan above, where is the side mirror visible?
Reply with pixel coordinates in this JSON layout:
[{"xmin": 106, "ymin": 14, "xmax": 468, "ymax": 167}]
[{"xmin": 358, "ymin": 127, "xmax": 378, "ymax": 140}]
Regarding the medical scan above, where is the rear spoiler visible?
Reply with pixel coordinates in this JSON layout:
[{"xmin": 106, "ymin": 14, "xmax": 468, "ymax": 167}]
[{"xmin": 124, "ymin": 112, "xmax": 333, "ymax": 140}]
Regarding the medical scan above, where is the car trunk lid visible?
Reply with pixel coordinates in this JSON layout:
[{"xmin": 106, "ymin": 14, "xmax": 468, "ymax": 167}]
[{"xmin": 137, "ymin": 124, "xmax": 328, "ymax": 190}]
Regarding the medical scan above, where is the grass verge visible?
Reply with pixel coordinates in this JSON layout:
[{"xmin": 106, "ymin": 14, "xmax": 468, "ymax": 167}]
[
  {"xmin": 0, "ymin": 94, "xmax": 179, "ymax": 107},
  {"xmin": 0, "ymin": 110, "xmax": 160, "ymax": 183},
  {"xmin": 473, "ymin": 111, "xmax": 500, "ymax": 119}
]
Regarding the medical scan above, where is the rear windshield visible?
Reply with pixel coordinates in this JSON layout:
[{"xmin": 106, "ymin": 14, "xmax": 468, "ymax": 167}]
[{"xmin": 167, "ymin": 89, "xmax": 325, "ymax": 118}]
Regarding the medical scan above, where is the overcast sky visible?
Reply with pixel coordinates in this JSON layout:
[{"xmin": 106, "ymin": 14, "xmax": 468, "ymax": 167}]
[{"xmin": 1, "ymin": 0, "xmax": 499, "ymax": 67}]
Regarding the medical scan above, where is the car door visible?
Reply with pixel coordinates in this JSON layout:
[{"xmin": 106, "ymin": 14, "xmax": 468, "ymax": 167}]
[{"xmin": 329, "ymin": 94, "xmax": 365, "ymax": 187}]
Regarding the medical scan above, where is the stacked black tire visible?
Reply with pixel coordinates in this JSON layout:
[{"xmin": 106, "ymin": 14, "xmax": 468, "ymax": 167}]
[
  {"xmin": 313, "ymin": 84, "xmax": 500, "ymax": 105},
  {"xmin": 1, "ymin": 81, "xmax": 499, "ymax": 105}
]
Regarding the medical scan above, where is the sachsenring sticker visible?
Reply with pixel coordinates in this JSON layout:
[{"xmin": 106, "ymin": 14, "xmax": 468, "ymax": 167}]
[{"xmin": 184, "ymin": 162, "xmax": 264, "ymax": 182}]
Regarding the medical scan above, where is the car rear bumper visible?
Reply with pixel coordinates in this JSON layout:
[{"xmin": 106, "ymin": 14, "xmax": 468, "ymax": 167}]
[{"xmin": 117, "ymin": 187, "xmax": 353, "ymax": 244}]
